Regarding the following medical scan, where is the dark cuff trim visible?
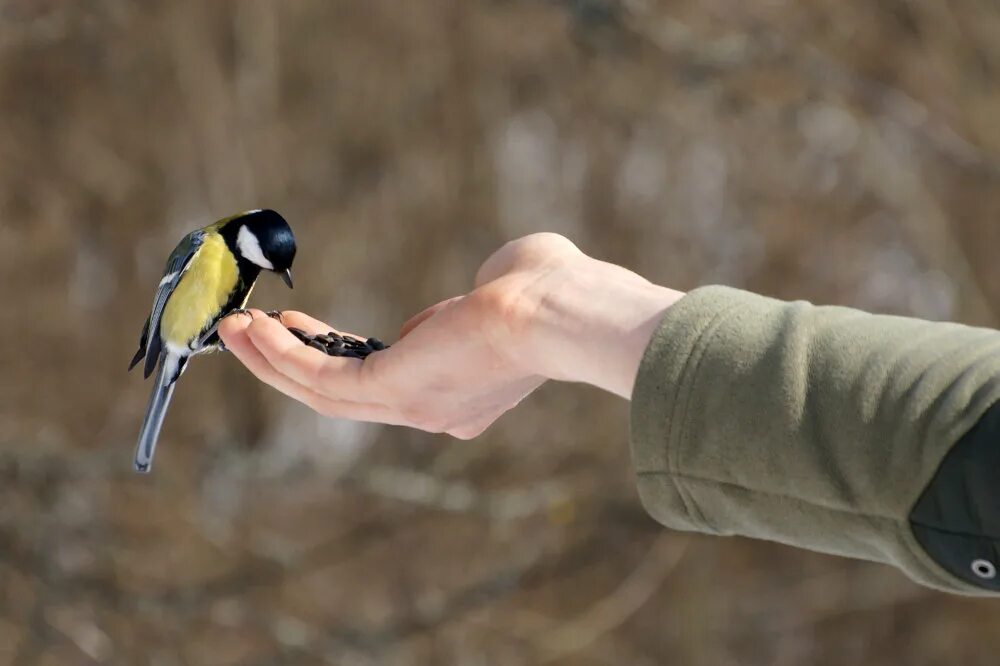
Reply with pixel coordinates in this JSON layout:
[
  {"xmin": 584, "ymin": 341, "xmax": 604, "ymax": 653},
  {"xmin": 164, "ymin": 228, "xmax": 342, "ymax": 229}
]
[{"xmin": 910, "ymin": 399, "xmax": 1000, "ymax": 591}]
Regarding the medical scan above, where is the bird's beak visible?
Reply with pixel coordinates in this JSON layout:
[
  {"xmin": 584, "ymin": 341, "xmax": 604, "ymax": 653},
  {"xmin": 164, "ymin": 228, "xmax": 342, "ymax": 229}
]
[{"xmin": 281, "ymin": 269, "xmax": 294, "ymax": 289}]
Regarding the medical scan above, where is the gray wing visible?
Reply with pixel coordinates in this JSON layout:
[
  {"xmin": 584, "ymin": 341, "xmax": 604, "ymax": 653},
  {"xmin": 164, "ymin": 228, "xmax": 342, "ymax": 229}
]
[{"xmin": 129, "ymin": 230, "xmax": 205, "ymax": 378}]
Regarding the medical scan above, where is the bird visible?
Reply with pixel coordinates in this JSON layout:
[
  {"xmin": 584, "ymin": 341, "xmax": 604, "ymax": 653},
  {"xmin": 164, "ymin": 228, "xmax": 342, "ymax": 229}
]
[{"xmin": 128, "ymin": 209, "xmax": 296, "ymax": 473}]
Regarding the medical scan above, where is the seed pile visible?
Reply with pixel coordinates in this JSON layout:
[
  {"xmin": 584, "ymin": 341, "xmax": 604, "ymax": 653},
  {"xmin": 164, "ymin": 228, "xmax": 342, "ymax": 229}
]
[{"xmin": 287, "ymin": 327, "xmax": 387, "ymax": 359}]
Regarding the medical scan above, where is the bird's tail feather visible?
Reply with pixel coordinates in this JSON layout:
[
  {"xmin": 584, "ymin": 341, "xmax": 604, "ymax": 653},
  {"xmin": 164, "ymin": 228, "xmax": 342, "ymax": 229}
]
[{"xmin": 133, "ymin": 355, "xmax": 178, "ymax": 473}]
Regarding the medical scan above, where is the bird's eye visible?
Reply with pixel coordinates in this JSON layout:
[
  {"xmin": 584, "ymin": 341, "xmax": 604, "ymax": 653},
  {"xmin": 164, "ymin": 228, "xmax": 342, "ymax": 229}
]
[{"xmin": 971, "ymin": 559, "xmax": 997, "ymax": 580}]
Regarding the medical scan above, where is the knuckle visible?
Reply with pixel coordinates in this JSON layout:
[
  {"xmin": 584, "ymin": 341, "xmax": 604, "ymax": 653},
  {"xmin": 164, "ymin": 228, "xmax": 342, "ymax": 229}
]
[
  {"xmin": 506, "ymin": 233, "xmax": 579, "ymax": 266},
  {"xmin": 468, "ymin": 283, "xmax": 513, "ymax": 316},
  {"xmin": 513, "ymin": 232, "xmax": 572, "ymax": 251},
  {"xmin": 467, "ymin": 282, "xmax": 532, "ymax": 341},
  {"xmin": 478, "ymin": 233, "xmax": 576, "ymax": 287}
]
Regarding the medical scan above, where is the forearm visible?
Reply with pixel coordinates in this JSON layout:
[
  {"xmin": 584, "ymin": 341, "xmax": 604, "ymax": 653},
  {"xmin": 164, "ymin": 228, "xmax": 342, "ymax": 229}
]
[
  {"xmin": 629, "ymin": 286, "xmax": 1000, "ymax": 595},
  {"xmin": 522, "ymin": 255, "xmax": 685, "ymax": 398}
]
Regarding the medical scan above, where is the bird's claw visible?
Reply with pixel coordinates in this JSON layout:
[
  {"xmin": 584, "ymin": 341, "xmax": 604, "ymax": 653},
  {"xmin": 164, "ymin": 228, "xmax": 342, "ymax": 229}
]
[{"xmin": 265, "ymin": 310, "xmax": 284, "ymax": 322}]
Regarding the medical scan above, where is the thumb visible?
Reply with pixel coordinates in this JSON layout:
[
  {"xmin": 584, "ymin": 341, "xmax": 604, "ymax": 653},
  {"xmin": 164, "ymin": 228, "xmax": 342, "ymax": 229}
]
[{"xmin": 399, "ymin": 296, "xmax": 464, "ymax": 338}]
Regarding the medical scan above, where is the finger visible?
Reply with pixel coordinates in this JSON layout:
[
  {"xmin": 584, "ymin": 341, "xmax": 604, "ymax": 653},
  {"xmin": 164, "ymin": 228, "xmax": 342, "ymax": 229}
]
[
  {"xmin": 219, "ymin": 311, "xmax": 253, "ymax": 346},
  {"xmin": 225, "ymin": 321, "xmax": 403, "ymax": 424},
  {"xmin": 399, "ymin": 296, "xmax": 463, "ymax": 338},
  {"xmin": 274, "ymin": 310, "xmax": 332, "ymax": 334},
  {"xmin": 245, "ymin": 315, "xmax": 375, "ymax": 400}
]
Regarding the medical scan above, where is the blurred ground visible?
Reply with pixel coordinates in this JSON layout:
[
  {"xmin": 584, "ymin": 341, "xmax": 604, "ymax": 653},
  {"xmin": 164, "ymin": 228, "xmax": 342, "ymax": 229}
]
[{"xmin": 1, "ymin": 1, "xmax": 1000, "ymax": 664}]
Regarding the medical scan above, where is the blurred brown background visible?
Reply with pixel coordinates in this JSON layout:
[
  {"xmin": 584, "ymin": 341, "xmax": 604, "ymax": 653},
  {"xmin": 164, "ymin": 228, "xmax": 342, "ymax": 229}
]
[{"xmin": 1, "ymin": 0, "xmax": 1000, "ymax": 664}]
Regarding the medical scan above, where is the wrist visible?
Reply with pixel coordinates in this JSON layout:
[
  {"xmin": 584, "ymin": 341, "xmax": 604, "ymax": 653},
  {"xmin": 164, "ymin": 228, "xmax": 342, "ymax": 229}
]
[{"xmin": 523, "ymin": 256, "xmax": 684, "ymax": 398}]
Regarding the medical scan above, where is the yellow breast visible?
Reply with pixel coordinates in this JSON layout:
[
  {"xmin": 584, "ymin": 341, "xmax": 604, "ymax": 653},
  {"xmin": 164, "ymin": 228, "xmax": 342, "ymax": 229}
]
[{"xmin": 160, "ymin": 233, "xmax": 240, "ymax": 347}]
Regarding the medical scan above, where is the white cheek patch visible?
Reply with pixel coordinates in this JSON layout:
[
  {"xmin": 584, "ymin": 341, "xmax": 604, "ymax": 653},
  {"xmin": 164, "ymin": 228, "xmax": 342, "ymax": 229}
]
[{"xmin": 237, "ymin": 225, "xmax": 274, "ymax": 270}]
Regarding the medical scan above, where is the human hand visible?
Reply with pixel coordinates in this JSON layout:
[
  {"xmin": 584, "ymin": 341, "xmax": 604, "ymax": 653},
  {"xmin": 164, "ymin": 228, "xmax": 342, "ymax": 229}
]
[{"xmin": 219, "ymin": 233, "xmax": 683, "ymax": 438}]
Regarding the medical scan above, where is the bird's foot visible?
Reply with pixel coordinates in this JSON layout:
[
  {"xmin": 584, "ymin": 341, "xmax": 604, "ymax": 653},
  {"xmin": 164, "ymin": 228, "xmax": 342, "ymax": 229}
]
[
  {"xmin": 265, "ymin": 310, "xmax": 284, "ymax": 322},
  {"xmin": 228, "ymin": 308, "xmax": 254, "ymax": 319}
]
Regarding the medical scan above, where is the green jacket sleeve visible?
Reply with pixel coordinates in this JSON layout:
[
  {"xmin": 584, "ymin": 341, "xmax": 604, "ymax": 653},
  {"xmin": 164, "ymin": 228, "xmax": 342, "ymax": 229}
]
[{"xmin": 630, "ymin": 285, "xmax": 1000, "ymax": 595}]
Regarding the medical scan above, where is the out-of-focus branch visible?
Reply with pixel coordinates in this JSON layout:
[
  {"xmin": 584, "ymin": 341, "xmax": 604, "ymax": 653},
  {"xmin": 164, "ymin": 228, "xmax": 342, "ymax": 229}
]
[
  {"xmin": 346, "ymin": 464, "xmax": 574, "ymax": 521},
  {"xmin": 608, "ymin": 5, "xmax": 1000, "ymax": 324},
  {"xmin": 530, "ymin": 535, "xmax": 688, "ymax": 662}
]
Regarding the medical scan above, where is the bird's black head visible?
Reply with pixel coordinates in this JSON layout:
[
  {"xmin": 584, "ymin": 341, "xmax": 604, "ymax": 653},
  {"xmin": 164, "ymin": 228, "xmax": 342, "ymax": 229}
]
[{"xmin": 231, "ymin": 209, "xmax": 297, "ymax": 287}]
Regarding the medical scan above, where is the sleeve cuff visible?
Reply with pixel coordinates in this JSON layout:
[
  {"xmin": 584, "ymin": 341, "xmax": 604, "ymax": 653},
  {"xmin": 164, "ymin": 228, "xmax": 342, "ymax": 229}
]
[{"xmin": 629, "ymin": 285, "xmax": 745, "ymax": 533}]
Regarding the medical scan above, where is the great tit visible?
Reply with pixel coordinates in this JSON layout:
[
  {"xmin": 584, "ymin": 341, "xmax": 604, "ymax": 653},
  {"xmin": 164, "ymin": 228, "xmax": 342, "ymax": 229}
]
[{"xmin": 129, "ymin": 209, "xmax": 296, "ymax": 473}]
